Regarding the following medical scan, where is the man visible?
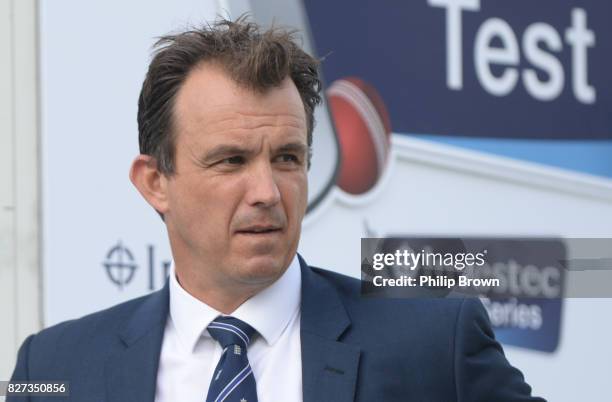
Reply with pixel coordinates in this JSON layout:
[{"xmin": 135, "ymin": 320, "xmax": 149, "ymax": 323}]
[{"xmin": 9, "ymin": 18, "xmax": 544, "ymax": 401}]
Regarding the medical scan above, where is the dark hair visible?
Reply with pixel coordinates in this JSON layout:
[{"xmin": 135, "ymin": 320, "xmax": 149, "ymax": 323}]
[{"xmin": 137, "ymin": 16, "xmax": 321, "ymax": 174}]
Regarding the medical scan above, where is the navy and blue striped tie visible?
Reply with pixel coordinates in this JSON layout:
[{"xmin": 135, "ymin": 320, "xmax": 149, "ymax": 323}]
[{"xmin": 206, "ymin": 316, "xmax": 258, "ymax": 402}]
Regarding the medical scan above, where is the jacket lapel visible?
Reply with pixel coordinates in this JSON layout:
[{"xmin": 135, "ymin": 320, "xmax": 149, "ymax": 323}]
[
  {"xmin": 105, "ymin": 282, "xmax": 169, "ymax": 402},
  {"xmin": 299, "ymin": 255, "xmax": 361, "ymax": 402}
]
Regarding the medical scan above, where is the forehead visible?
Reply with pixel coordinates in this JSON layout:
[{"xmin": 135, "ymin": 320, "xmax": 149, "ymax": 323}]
[{"xmin": 173, "ymin": 63, "xmax": 307, "ymax": 142}]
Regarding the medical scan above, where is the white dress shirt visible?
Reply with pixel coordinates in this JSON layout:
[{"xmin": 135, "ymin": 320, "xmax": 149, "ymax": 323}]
[{"xmin": 154, "ymin": 255, "xmax": 303, "ymax": 402}]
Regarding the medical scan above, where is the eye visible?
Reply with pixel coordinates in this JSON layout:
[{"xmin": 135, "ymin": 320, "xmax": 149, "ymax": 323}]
[
  {"xmin": 276, "ymin": 154, "xmax": 300, "ymax": 163},
  {"xmin": 221, "ymin": 155, "xmax": 245, "ymax": 165}
]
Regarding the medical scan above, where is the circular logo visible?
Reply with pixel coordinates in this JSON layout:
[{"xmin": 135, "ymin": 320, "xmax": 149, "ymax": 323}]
[{"xmin": 102, "ymin": 241, "xmax": 138, "ymax": 290}]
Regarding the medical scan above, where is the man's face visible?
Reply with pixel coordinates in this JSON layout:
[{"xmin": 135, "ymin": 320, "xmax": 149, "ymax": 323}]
[{"xmin": 162, "ymin": 64, "xmax": 308, "ymax": 292}]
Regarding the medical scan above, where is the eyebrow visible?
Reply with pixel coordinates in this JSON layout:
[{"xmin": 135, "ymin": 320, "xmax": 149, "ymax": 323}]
[
  {"xmin": 277, "ymin": 142, "xmax": 308, "ymax": 156},
  {"xmin": 200, "ymin": 141, "xmax": 308, "ymax": 164},
  {"xmin": 200, "ymin": 145, "xmax": 253, "ymax": 164}
]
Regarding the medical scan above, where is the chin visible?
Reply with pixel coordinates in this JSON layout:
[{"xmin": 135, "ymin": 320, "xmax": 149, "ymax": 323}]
[{"xmin": 236, "ymin": 253, "xmax": 290, "ymax": 285}]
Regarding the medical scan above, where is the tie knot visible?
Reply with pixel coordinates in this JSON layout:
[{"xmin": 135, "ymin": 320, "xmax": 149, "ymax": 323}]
[{"xmin": 207, "ymin": 316, "xmax": 256, "ymax": 348}]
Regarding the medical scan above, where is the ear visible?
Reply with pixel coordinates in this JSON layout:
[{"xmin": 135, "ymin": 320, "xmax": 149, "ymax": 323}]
[{"xmin": 129, "ymin": 155, "xmax": 169, "ymax": 215}]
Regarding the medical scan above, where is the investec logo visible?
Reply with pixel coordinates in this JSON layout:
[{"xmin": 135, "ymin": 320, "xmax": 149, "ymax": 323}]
[
  {"xmin": 102, "ymin": 241, "xmax": 171, "ymax": 290},
  {"xmin": 362, "ymin": 237, "xmax": 565, "ymax": 353}
]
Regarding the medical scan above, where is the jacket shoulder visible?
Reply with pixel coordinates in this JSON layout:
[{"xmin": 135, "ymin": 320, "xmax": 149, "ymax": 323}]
[{"xmin": 25, "ymin": 290, "xmax": 161, "ymax": 364}]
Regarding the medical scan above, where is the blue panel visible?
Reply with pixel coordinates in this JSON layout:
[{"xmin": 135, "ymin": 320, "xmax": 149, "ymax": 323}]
[{"xmin": 302, "ymin": 0, "xmax": 612, "ymax": 177}]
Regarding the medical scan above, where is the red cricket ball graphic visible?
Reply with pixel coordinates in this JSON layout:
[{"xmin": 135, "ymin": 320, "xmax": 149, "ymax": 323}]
[{"xmin": 327, "ymin": 77, "xmax": 392, "ymax": 195}]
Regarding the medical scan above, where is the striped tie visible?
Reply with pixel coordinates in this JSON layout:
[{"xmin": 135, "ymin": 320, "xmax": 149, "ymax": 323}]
[{"xmin": 206, "ymin": 316, "xmax": 258, "ymax": 402}]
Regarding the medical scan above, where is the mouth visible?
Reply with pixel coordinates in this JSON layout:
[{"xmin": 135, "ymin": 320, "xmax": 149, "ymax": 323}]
[{"xmin": 235, "ymin": 225, "xmax": 283, "ymax": 235}]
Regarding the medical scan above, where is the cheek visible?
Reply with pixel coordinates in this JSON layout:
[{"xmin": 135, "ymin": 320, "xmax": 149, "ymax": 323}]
[
  {"xmin": 282, "ymin": 173, "xmax": 308, "ymax": 220},
  {"xmin": 169, "ymin": 176, "xmax": 239, "ymax": 236}
]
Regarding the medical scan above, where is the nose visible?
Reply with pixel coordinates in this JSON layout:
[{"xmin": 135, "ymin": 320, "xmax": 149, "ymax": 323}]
[{"xmin": 245, "ymin": 160, "xmax": 281, "ymax": 208}]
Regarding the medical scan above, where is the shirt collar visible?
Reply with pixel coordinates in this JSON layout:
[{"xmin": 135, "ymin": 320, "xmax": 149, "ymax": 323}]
[{"xmin": 169, "ymin": 254, "xmax": 301, "ymax": 353}]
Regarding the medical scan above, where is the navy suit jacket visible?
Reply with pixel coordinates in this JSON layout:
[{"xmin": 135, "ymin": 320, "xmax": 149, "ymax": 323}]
[{"xmin": 9, "ymin": 256, "xmax": 545, "ymax": 401}]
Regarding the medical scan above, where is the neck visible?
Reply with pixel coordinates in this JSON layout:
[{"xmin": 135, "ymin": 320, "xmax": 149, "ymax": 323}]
[{"xmin": 173, "ymin": 267, "xmax": 270, "ymax": 314}]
